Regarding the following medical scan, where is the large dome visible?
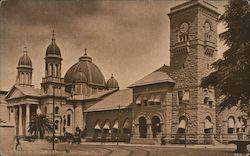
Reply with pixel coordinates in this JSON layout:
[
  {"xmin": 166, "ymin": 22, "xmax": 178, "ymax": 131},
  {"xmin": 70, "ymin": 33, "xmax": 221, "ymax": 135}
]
[
  {"xmin": 64, "ymin": 53, "xmax": 106, "ymax": 87},
  {"xmin": 18, "ymin": 47, "xmax": 32, "ymax": 68},
  {"xmin": 45, "ymin": 31, "xmax": 61, "ymax": 58}
]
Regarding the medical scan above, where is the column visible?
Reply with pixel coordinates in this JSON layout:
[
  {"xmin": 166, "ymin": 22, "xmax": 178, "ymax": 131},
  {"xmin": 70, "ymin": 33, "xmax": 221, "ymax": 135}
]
[
  {"xmin": 19, "ymin": 105, "xmax": 23, "ymax": 136},
  {"xmin": 147, "ymin": 124, "xmax": 152, "ymax": 138},
  {"xmin": 26, "ymin": 104, "xmax": 30, "ymax": 136}
]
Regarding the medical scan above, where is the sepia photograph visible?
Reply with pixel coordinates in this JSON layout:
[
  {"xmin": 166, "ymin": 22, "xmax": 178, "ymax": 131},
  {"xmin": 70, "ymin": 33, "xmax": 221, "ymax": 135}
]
[{"xmin": 0, "ymin": 0, "xmax": 250, "ymax": 155}]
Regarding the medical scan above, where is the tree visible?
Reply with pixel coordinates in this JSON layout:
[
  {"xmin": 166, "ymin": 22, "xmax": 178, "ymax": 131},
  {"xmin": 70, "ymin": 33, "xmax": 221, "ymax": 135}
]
[
  {"xmin": 201, "ymin": 0, "xmax": 250, "ymax": 111},
  {"xmin": 28, "ymin": 114, "xmax": 54, "ymax": 139}
]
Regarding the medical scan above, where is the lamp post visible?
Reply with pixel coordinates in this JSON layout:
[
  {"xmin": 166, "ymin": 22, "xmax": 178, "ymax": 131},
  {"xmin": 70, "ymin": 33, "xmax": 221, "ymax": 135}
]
[
  {"xmin": 52, "ymin": 86, "xmax": 55, "ymax": 150},
  {"xmin": 184, "ymin": 100, "xmax": 187, "ymax": 148},
  {"xmin": 117, "ymin": 105, "xmax": 121, "ymax": 145}
]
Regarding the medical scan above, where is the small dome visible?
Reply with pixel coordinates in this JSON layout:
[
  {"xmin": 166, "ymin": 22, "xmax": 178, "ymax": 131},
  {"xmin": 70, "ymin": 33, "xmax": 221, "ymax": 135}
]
[
  {"xmin": 107, "ymin": 74, "xmax": 119, "ymax": 89},
  {"xmin": 64, "ymin": 50, "xmax": 106, "ymax": 87},
  {"xmin": 18, "ymin": 47, "xmax": 32, "ymax": 68},
  {"xmin": 45, "ymin": 31, "xmax": 61, "ymax": 58}
]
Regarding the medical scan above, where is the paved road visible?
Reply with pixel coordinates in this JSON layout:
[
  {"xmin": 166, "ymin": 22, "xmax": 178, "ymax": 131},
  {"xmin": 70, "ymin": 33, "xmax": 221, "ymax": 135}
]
[{"xmin": 7, "ymin": 141, "xmax": 239, "ymax": 156}]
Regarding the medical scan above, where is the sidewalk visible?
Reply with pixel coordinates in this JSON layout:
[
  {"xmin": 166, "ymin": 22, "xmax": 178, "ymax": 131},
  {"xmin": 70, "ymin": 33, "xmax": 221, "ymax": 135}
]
[{"xmin": 80, "ymin": 141, "xmax": 237, "ymax": 149}]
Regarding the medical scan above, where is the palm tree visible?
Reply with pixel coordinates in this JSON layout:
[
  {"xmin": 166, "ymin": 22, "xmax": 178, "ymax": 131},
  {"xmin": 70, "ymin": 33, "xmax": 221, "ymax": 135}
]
[{"xmin": 28, "ymin": 114, "xmax": 54, "ymax": 139}]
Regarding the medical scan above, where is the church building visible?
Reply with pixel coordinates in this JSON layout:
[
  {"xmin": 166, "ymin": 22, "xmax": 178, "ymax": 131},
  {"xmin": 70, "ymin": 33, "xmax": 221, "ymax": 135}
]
[{"xmin": 2, "ymin": 0, "xmax": 246, "ymax": 144}]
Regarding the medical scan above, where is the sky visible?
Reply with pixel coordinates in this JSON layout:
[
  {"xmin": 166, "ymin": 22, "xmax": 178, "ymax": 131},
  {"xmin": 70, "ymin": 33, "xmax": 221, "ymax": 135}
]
[{"xmin": 0, "ymin": 0, "xmax": 228, "ymax": 91}]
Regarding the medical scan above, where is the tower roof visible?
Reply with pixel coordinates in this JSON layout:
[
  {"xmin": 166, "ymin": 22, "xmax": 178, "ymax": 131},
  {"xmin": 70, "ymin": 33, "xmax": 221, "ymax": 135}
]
[
  {"xmin": 45, "ymin": 30, "xmax": 61, "ymax": 58},
  {"xmin": 17, "ymin": 47, "xmax": 33, "ymax": 68}
]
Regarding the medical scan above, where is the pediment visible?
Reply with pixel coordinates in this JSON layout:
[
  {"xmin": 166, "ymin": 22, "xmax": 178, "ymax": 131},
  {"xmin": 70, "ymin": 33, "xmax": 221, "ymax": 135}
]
[{"xmin": 5, "ymin": 86, "xmax": 25, "ymax": 100}]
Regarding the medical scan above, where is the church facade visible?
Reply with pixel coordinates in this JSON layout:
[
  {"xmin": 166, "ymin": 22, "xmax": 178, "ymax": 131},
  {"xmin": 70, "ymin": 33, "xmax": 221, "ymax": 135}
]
[{"xmin": 2, "ymin": 0, "xmax": 246, "ymax": 144}]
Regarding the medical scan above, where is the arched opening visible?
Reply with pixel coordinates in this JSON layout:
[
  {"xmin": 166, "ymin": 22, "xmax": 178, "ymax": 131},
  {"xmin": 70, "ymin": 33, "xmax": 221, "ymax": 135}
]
[
  {"xmin": 93, "ymin": 120, "xmax": 101, "ymax": 140},
  {"xmin": 112, "ymin": 119, "xmax": 119, "ymax": 134},
  {"xmin": 102, "ymin": 120, "xmax": 111, "ymax": 141},
  {"xmin": 204, "ymin": 116, "xmax": 213, "ymax": 144},
  {"xmin": 49, "ymin": 63, "xmax": 53, "ymax": 76},
  {"xmin": 204, "ymin": 116, "xmax": 213, "ymax": 134},
  {"xmin": 151, "ymin": 116, "xmax": 161, "ymax": 138},
  {"xmin": 55, "ymin": 64, "xmax": 59, "ymax": 77},
  {"xmin": 228, "ymin": 116, "xmax": 235, "ymax": 134},
  {"xmin": 139, "ymin": 116, "xmax": 147, "ymax": 138}
]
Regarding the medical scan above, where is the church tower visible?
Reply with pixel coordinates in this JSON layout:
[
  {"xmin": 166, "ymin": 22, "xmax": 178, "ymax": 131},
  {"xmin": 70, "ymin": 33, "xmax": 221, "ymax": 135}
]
[
  {"xmin": 41, "ymin": 31, "xmax": 65, "ymax": 96},
  {"xmin": 16, "ymin": 47, "xmax": 33, "ymax": 86},
  {"xmin": 168, "ymin": 0, "xmax": 220, "ymax": 143}
]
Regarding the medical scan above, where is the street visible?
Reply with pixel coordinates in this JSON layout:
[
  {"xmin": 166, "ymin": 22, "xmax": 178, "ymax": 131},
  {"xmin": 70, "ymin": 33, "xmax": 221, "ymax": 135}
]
[{"xmin": 7, "ymin": 141, "xmax": 240, "ymax": 156}]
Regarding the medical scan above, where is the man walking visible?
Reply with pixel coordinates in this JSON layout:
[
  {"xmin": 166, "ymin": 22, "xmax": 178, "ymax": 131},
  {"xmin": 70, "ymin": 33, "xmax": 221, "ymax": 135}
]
[{"xmin": 15, "ymin": 136, "xmax": 22, "ymax": 150}]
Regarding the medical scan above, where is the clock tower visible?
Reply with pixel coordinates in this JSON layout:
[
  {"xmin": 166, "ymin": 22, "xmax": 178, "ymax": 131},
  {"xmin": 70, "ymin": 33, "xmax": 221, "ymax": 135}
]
[{"xmin": 168, "ymin": 0, "xmax": 220, "ymax": 143}]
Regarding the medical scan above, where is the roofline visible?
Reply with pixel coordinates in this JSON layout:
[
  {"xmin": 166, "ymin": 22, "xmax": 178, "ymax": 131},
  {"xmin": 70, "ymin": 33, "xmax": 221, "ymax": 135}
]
[
  {"xmin": 167, "ymin": 0, "xmax": 220, "ymax": 16},
  {"xmin": 128, "ymin": 79, "xmax": 175, "ymax": 88},
  {"xmin": 84, "ymin": 105, "xmax": 132, "ymax": 113}
]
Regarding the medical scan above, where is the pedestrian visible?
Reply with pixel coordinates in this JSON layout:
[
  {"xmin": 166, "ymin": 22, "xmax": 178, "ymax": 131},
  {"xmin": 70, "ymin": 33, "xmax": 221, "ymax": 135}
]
[
  {"xmin": 15, "ymin": 136, "xmax": 22, "ymax": 150},
  {"xmin": 161, "ymin": 136, "xmax": 166, "ymax": 146}
]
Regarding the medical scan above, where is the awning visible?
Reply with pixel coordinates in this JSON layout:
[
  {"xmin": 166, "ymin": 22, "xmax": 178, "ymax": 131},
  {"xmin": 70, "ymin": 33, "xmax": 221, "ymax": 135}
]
[
  {"xmin": 136, "ymin": 95, "xmax": 142, "ymax": 104},
  {"xmin": 228, "ymin": 117, "xmax": 235, "ymax": 128},
  {"xmin": 103, "ymin": 121, "xmax": 110, "ymax": 129},
  {"xmin": 94, "ymin": 122, "xmax": 101, "ymax": 130},
  {"xmin": 123, "ymin": 120, "xmax": 131, "ymax": 129},
  {"xmin": 154, "ymin": 94, "xmax": 161, "ymax": 102},
  {"xmin": 182, "ymin": 91, "xmax": 189, "ymax": 101},
  {"xmin": 204, "ymin": 119, "xmax": 213, "ymax": 129},
  {"xmin": 178, "ymin": 119, "xmax": 186, "ymax": 129},
  {"xmin": 148, "ymin": 94, "xmax": 154, "ymax": 102},
  {"xmin": 113, "ymin": 120, "xmax": 119, "ymax": 129}
]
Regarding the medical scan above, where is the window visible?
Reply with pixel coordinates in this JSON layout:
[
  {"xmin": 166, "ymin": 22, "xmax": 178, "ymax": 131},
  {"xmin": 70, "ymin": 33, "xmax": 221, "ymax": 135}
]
[
  {"xmin": 44, "ymin": 106, "xmax": 47, "ymax": 114},
  {"xmin": 55, "ymin": 106, "xmax": 59, "ymax": 114},
  {"xmin": 178, "ymin": 91, "xmax": 183, "ymax": 104},
  {"xmin": 67, "ymin": 114, "xmax": 71, "ymax": 126},
  {"xmin": 55, "ymin": 120, "xmax": 59, "ymax": 130}
]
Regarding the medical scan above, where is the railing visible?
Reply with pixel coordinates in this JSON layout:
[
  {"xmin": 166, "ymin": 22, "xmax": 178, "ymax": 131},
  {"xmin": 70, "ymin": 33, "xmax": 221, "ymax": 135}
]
[{"xmin": 42, "ymin": 77, "xmax": 64, "ymax": 83}]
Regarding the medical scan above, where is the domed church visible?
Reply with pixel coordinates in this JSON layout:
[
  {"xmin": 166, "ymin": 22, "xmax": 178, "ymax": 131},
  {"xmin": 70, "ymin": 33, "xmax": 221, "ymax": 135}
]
[
  {"xmin": 3, "ymin": 0, "xmax": 246, "ymax": 145},
  {"xmin": 5, "ymin": 31, "xmax": 120, "ymax": 137}
]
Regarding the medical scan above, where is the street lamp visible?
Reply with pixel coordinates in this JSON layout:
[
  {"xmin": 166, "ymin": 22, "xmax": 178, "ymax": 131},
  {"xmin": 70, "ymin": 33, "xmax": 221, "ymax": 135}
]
[
  {"xmin": 184, "ymin": 100, "xmax": 187, "ymax": 148},
  {"xmin": 117, "ymin": 105, "xmax": 121, "ymax": 145},
  {"xmin": 52, "ymin": 86, "xmax": 55, "ymax": 150}
]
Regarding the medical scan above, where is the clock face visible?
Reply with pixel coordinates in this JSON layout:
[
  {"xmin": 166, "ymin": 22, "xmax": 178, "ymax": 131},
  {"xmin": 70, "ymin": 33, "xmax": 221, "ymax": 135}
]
[
  {"xmin": 204, "ymin": 22, "xmax": 211, "ymax": 32},
  {"xmin": 180, "ymin": 22, "xmax": 189, "ymax": 33}
]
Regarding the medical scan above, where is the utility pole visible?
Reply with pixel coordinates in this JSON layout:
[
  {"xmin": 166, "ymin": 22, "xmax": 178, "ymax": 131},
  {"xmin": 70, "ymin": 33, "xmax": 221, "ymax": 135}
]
[{"xmin": 52, "ymin": 86, "xmax": 55, "ymax": 150}]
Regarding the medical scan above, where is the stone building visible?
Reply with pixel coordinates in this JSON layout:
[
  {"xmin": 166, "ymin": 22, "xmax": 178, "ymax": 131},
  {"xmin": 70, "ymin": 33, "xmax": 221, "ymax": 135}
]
[{"xmin": 1, "ymin": 0, "xmax": 246, "ymax": 144}]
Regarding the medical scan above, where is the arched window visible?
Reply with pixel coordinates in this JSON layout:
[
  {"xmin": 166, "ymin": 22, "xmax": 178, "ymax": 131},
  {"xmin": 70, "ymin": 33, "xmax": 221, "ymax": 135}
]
[
  {"xmin": 55, "ymin": 120, "xmax": 59, "ymax": 130},
  {"xmin": 21, "ymin": 73, "xmax": 24, "ymax": 84},
  {"xmin": 67, "ymin": 114, "xmax": 71, "ymax": 126},
  {"xmin": 55, "ymin": 64, "xmax": 58, "ymax": 77},
  {"xmin": 55, "ymin": 106, "xmax": 59, "ymax": 114},
  {"xmin": 204, "ymin": 116, "xmax": 213, "ymax": 133},
  {"xmin": 26, "ymin": 73, "xmax": 29, "ymax": 84},
  {"xmin": 228, "ymin": 116, "xmax": 235, "ymax": 134},
  {"xmin": 49, "ymin": 63, "xmax": 53, "ymax": 76},
  {"xmin": 44, "ymin": 106, "xmax": 47, "ymax": 114}
]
